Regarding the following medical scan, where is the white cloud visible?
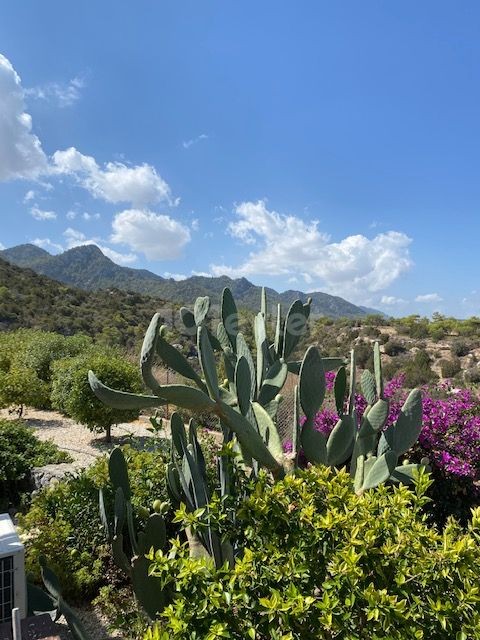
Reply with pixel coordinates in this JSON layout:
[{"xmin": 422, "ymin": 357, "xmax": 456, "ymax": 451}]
[
  {"xmin": 31, "ymin": 237, "xmax": 63, "ymax": 253},
  {"xmin": 415, "ymin": 293, "xmax": 443, "ymax": 303},
  {"xmin": 82, "ymin": 212, "xmax": 100, "ymax": 221},
  {"xmin": 52, "ymin": 147, "xmax": 173, "ymax": 207},
  {"xmin": 111, "ymin": 209, "xmax": 191, "ymax": 260},
  {"xmin": 164, "ymin": 272, "xmax": 188, "ymax": 281},
  {"xmin": 210, "ymin": 200, "xmax": 413, "ymax": 301},
  {"xmin": 66, "ymin": 210, "xmax": 77, "ymax": 220},
  {"xmin": 191, "ymin": 218, "xmax": 199, "ymax": 231},
  {"xmin": 23, "ymin": 189, "xmax": 35, "ymax": 202},
  {"xmin": 182, "ymin": 133, "xmax": 208, "ymax": 149},
  {"xmin": 30, "ymin": 205, "xmax": 56, "ymax": 220},
  {"xmin": 26, "ymin": 75, "xmax": 85, "ymax": 108},
  {"xmin": 63, "ymin": 227, "xmax": 137, "ymax": 265},
  {"xmin": 0, "ymin": 54, "xmax": 48, "ymax": 181},
  {"xmin": 381, "ymin": 295, "xmax": 408, "ymax": 305},
  {"xmin": 0, "ymin": 241, "xmax": 5, "ymax": 250},
  {"xmin": 191, "ymin": 271, "xmax": 211, "ymax": 277}
]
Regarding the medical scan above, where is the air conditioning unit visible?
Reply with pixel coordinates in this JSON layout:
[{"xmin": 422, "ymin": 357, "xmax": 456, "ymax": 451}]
[{"xmin": 0, "ymin": 514, "xmax": 26, "ymax": 624}]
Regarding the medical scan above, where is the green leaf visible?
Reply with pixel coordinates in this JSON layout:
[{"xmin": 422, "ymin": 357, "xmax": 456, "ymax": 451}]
[
  {"xmin": 198, "ymin": 325, "xmax": 219, "ymax": 400},
  {"xmin": 221, "ymin": 288, "xmax": 238, "ymax": 350},
  {"xmin": 140, "ymin": 313, "xmax": 163, "ymax": 394},
  {"xmin": 361, "ymin": 369, "xmax": 376, "ymax": 406},
  {"xmin": 362, "ymin": 450, "xmax": 397, "ymax": 491},
  {"xmin": 251, "ymin": 401, "xmax": 284, "ymax": 461},
  {"xmin": 235, "ymin": 356, "xmax": 252, "ymax": 416},
  {"xmin": 381, "ymin": 389, "xmax": 423, "ymax": 456},
  {"xmin": 180, "ymin": 307, "xmax": 196, "ymax": 333},
  {"xmin": 374, "ymin": 342, "xmax": 383, "ymax": 398},
  {"xmin": 299, "ymin": 346, "xmax": 325, "ymax": 417},
  {"xmin": 282, "ymin": 300, "xmax": 307, "ymax": 359},
  {"xmin": 300, "ymin": 417, "xmax": 327, "ymax": 465},
  {"xmin": 257, "ymin": 359, "xmax": 288, "ymax": 406},
  {"xmin": 194, "ymin": 296, "xmax": 210, "ymax": 325},
  {"xmin": 156, "ymin": 335, "xmax": 207, "ymax": 392},
  {"xmin": 358, "ymin": 399, "xmax": 389, "ymax": 437},
  {"xmin": 334, "ymin": 366, "xmax": 347, "ymax": 416},
  {"xmin": 326, "ymin": 415, "xmax": 355, "ymax": 466},
  {"xmin": 109, "ymin": 447, "xmax": 131, "ymax": 500},
  {"xmin": 236, "ymin": 332, "xmax": 256, "ymax": 399}
]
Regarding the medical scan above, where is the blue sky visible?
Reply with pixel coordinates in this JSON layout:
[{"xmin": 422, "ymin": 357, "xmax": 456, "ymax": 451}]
[{"xmin": 0, "ymin": 1, "xmax": 478, "ymax": 316}]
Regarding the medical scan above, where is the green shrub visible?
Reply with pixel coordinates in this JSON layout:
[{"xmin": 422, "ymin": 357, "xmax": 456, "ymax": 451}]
[
  {"xmin": 439, "ymin": 356, "xmax": 461, "ymax": 379},
  {"xmin": 0, "ymin": 366, "xmax": 50, "ymax": 414},
  {"xmin": 402, "ymin": 349, "xmax": 438, "ymax": 387},
  {"xmin": 0, "ymin": 329, "xmax": 93, "ymax": 410},
  {"xmin": 51, "ymin": 349, "xmax": 143, "ymax": 441},
  {"xmin": 148, "ymin": 467, "xmax": 480, "ymax": 640},
  {"xmin": 22, "ymin": 332, "xmax": 92, "ymax": 382},
  {"xmin": 383, "ymin": 339, "xmax": 406, "ymax": 357},
  {"xmin": 0, "ymin": 419, "xmax": 71, "ymax": 509},
  {"xmin": 451, "ymin": 339, "xmax": 471, "ymax": 358},
  {"xmin": 465, "ymin": 366, "xmax": 480, "ymax": 384},
  {"xmin": 20, "ymin": 444, "xmax": 172, "ymax": 602}
]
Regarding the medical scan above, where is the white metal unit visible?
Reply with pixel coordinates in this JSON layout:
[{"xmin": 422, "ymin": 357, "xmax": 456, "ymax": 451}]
[{"xmin": 0, "ymin": 514, "xmax": 26, "ymax": 623}]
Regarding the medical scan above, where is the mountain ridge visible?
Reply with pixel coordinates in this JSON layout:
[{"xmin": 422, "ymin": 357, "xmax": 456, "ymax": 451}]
[{"xmin": 0, "ymin": 243, "xmax": 383, "ymax": 318}]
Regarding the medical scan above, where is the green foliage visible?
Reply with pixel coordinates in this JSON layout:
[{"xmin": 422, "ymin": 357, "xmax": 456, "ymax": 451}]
[
  {"xmin": 147, "ymin": 467, "xmax": 480, "ymax": 640},
  {"xmin": 451, "ymin": 339, "xmax": 471, "ymax": 357},
  {"xmin": 0, "ymin": 257, "xmax": 176, "ymax": 347},
  {"xmin": 0, "ymin": 329, "xmax": 93, "ymax": 412},
  {"xmin": 51, "ymin": 350, "xmax": 143, "ymax": 440},
  {"xmin": 0, "ymin": 365, "xmax": 50, "ymax": 413},
  {"xmin": 20, "ymin": 444, "xmax": 172, "ymax": 602},
  {"xmin": 0, "ymin": 419, "xmax": 71, "ymax": 509},
  {"xmin": 383, "ymin": 339, "xmax": 406, "ymax": 357},
  {"xmin": 439, "ymin": 356, "xmax": 461, "ymax": 379},
  {"xmin": 402, "ymin": 349, "xmax": 438, "ymax": 387},
  {"xmin": 464, "ymin": 366, "xmax": 480, "ymax": 384}
]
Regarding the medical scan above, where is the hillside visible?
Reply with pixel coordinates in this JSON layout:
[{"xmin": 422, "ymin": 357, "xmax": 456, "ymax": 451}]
[
  {"xmin": 0, "ymin": 257, "xmax": 175, "ymax": 347},
  {"xmin": 0, "ymin": 244, "xmax": 380, "ymax": 319}
]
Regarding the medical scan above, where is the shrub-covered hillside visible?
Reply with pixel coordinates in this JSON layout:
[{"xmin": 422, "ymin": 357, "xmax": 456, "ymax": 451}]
[{"xmin": 0, "ymin": 257, "xmax": 177, "ymax": 347}]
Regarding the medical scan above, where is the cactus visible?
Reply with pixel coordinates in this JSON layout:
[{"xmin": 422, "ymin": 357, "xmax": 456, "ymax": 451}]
[
  {"xmin": 100, "ymin": 447, "xmax": 169, "ymax": 619},
  {"xmin": 90, "ymin": 287, "xmax": 348, "ymax": 478},
  {"xmin": 90, "ymin": 290, "xmax": 426, "ymax": 493},
  {"xmin": 27, "ymin": 558, "xmax": 91, "ymax": 640},
  {"xmin": 343, "ymin": 342, "xmax": 428, "ymax": 494}
]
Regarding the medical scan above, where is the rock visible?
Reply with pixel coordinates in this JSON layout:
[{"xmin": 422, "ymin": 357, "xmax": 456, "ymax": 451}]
[{"xmin": 31, "ymin": 463, "xmax": 79, "ymax": 492}]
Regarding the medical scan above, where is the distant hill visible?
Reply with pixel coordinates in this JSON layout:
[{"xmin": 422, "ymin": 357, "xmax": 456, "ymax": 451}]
[
  {"xmin": 0, "ymin": 244, "xmax": 380, "ymax": 318},
  {"xmin": 0, "ymin": 257, "xmax": 175, "ymax": 346}
]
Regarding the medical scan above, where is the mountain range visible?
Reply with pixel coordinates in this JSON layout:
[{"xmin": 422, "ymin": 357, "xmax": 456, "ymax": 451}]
[{"xmin": 0, "ymin": 244, "xmax": 382, "ymax": 318}]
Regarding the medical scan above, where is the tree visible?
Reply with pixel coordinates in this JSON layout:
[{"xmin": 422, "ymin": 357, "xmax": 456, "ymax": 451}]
[{"xmin": 51, "ymin": 349, "xmax": 143, "ymax": 442}]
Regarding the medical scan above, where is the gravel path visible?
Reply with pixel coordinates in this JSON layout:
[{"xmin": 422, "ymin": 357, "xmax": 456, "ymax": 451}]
[{"xmin": 0, "ymin": 407, "xmax": 169, "ymax": 468}]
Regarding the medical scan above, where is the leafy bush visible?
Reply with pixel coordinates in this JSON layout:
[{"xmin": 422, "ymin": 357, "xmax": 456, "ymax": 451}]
[
  {"xmin": 0, "ymin": 366, "xmax": 50, "ymax": 414},
  {"xmin": 0, "ymin": 329, "xmax": 93, "ymax": 411},
  {"xmin": 22, "ymin": 331, "xmax": 92, "ymax": 382},
  {"xmin": 439, "ymin": 356, "xmax": 461, "ymax": 379},
  {"xmin": 383, "ymin": 339, "xmax": 406, "ymax": 357},
  {"xmin": 20, "ymin": 444, "xmax": 172, "ymax": 602},
  {"xmin": 451, "ymin": 339, "xmax": 471, "ymax": 358},
  {"xmin": 0, "ymin": 419, "xmax": 71, "ymax": 509},
  {"xmin": 465, "ymin": 366, "xmax": 480, "ymax": 384},
  {"xmin": 147, "ymin": 467, "xmax": 480, "ymax": 640},
  {"xmin": 51, "ymin": 349, "xmax": 143, "ymax": 441},
  {"xmin": 402, "ymin": 349, "xmax": 438, "ymax": 387}
]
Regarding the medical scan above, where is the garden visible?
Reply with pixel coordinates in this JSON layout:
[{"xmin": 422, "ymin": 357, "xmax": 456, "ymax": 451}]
[{"xmin": 1, "ymin": 289, "xmax": 480, "ymax": 639}]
